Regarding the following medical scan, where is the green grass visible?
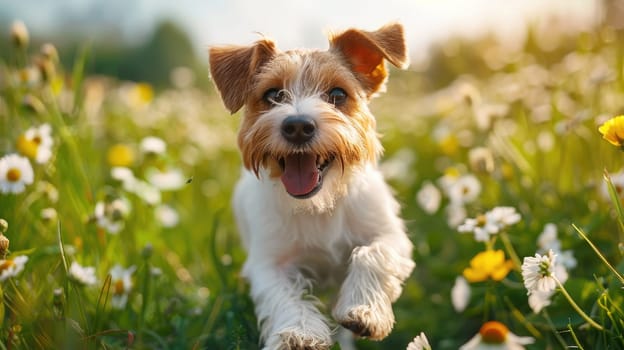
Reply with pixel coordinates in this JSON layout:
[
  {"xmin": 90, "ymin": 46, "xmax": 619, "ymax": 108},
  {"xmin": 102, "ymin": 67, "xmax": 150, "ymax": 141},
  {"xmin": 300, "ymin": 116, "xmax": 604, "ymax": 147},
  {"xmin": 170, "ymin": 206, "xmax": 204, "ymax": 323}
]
[{"xmin": 1, "ymin": 21, "xmax": 624, "ymax": 349}]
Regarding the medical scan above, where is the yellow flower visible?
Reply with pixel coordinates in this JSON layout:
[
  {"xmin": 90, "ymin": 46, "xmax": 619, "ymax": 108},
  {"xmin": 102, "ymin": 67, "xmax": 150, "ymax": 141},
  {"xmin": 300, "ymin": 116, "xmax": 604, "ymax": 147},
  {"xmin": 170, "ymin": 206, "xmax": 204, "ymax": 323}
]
[
  {"xmin": 463, "ymin": 249, "xmax": 513, "ymax": 283},
  {"xmin": 126, "ymin": 82, "xmax": 154, "ymax": 109},
  {"xmin": 439, "ymin": 134, "xmax": 459, "ymax": 155},
  {"xmin": 107, "ymin": 144, "xmax": 135, "ymax": 167},
  {"xmin": 599, "ymin": 115, "xmax": 624, "ymax": 147}
]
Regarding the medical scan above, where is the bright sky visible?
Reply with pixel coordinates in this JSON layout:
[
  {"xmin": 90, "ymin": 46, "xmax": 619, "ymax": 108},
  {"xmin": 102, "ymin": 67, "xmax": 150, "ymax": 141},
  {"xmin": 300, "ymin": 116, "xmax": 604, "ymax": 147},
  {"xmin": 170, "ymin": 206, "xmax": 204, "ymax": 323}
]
[{"xmin": 3, "ymin": 0, "xmax": 601, "ymax": 61}]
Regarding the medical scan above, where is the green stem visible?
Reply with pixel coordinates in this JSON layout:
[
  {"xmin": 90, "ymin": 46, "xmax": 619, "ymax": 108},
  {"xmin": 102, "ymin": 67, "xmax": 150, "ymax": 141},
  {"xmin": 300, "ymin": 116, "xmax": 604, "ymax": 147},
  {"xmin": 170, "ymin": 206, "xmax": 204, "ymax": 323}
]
[
  {"xmin": 555, "ymin": 277, "xmax": 604, "ymax": 331},
  {"xmin": 499, "ymin": 231, "xmax": 522, "ymax": 271},
  {"xmin": 137, "ymin": 252, "xmax": 152, "ymax": 346},
  {"xmin": 567, "ymin": 323, "xmax": 585, "ymax": 350},
  {"xmin": 572, "ymin": 224, "xmax": 624, "ymax": 285}
]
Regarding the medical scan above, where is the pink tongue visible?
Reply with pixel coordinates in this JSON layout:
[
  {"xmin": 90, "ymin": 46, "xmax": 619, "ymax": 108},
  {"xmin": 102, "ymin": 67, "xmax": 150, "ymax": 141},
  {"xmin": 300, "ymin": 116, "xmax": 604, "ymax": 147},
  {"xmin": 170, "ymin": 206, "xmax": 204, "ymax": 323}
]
[{"xmin": 280, "ymin": 154, "xmax": 320, "ymax": 196}]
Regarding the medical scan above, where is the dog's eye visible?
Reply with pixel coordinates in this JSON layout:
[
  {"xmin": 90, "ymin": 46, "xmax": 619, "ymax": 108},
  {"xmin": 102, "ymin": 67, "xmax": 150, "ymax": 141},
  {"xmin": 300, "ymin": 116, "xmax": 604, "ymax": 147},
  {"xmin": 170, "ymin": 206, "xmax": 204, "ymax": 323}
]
[
  {"xmin": 263, "ymin": 88, "xmax": 285, "ymax": 106},
  {"xmin": 327, "ymin": 87, "xmax": 347, "ymax": 106}
]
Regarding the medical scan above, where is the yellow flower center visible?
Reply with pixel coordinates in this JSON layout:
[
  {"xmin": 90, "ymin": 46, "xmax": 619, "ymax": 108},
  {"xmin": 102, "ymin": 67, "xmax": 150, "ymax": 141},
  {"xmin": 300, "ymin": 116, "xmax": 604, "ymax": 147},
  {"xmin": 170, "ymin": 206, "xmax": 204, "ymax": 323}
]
[
  {"xmin": 19, "ymin": 69, "xmax": 30, "ymax": 83},
  {"xmin": 480, "ymin": 321, "xmax": 509, "ymax": 344},
  {"xmin": 16, "ymin": 135, "xmax": 39, "ymax": 159},
  {"xmin": 0, "ymin": 259, "xmax": 15, "ymax": 272},
  {"xmin": 476, "ymin": 214, "xmax": 487, "ymax": 227},
  {"xmin": 113, "ymin": 279, "xmax": 125, "ymax": 295},
  {"xmin": 463, "ymin": 249, "xmax": 513, "ymax": 283},
  {"xmin": 129, "ymin": 83, "xmax": 154, "ymax": 108},
  {"xmin": 6, "ymin": 168, "xmax": 22, "ymax": 182},
  {"xmin": 107, "ymin": 144, "xmax": 135, "ymax": 167},
  {"xmin": 440, "ymin": 135, "xmax": 459, "ymax": 155}
]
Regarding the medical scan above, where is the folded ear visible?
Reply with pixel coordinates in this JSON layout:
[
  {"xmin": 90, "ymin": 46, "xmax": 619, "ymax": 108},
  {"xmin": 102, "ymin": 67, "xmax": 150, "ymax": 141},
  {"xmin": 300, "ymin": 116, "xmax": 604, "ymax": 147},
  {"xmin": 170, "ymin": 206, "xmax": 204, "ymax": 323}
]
[
  {"xmin": 209, "ymin": 39, "xmax": 277, "ymax": 113},
  {"xmin": 330, "ymin": 23, "xmax": 409, "ymax": 96}
]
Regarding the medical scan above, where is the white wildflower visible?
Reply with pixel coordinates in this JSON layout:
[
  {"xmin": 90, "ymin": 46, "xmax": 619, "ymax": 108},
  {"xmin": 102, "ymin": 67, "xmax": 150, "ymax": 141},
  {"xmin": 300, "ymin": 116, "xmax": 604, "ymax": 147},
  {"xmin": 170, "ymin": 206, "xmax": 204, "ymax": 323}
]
[
  {"xmin": 155, "ymin": 204, "xmax": 179, "ymax": 228},
  {"xmin": 69, "ymin": 262, "xmax": 97, "ymax": 286},
  {"xmin": 406, "ymin": 332, "xmax": 432, "ymax": 350},
  {"xmin": 460, "ymin": 321, "xmax": 534, "ymax": 350},
  {"xmin": 0, "ymin": 154, "xmax": 34, "ymax": 194},
  {"xmin": 451, "ymin": 276, "xmax": 471, "ymax": 312},
  {"xmin": 0, "ymin": 255, "xmax": 28, "ymax": 281},
  {"xmin": 416, "ymin": 181, "xmax": 441, "ymax": 214},
  {"xmin": 447, "ymin": 174, "xmax": 481, "ymax": 205},
  {"xmin": 140, "ymin": 136, "xmax": 166, "ymax": 155},
  {"xmin": 110, "ymin": 264, "xmax": 136, "ymax": 309},
  {"xmin": 521, "ymin": 249, "xmax": 557, "ymax": 295}
]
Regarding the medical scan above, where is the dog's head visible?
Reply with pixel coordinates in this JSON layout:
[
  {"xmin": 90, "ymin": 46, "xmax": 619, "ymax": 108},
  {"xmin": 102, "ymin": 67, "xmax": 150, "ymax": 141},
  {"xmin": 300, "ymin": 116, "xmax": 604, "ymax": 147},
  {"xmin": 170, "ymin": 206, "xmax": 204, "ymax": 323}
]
[{"xmin": 209, "ymin": 23, "xmax": 408, "ymax": 206}]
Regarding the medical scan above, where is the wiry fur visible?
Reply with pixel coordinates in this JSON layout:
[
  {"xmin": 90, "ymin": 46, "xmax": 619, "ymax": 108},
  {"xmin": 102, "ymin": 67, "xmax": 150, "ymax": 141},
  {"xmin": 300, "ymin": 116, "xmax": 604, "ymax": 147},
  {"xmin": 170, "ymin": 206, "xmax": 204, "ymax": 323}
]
[{"xmin": 210, "ymin": 23, "xmax": 415, "ymax": 349}]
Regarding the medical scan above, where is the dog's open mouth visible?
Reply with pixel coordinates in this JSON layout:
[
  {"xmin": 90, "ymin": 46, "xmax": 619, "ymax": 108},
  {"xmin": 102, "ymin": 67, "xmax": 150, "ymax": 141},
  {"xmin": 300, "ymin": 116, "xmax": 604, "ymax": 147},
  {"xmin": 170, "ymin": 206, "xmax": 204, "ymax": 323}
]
[{"xmin": 278, "ymin": 153, "xmax": 334, "ymax": 199}]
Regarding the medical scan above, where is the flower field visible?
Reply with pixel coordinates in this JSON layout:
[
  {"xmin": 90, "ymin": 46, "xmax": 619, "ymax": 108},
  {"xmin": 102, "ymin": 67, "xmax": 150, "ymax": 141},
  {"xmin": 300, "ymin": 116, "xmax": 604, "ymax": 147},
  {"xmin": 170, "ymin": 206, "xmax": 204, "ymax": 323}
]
[{"xmin": 1, "ymin": 18, "xmax": 624, "ymax": 350}]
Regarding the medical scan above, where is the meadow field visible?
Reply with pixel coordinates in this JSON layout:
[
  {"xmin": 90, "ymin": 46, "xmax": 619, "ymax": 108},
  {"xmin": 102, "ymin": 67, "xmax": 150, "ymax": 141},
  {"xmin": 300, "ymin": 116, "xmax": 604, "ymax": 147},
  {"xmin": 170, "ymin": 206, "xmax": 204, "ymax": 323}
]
[{"xmin": 1, "ymin": 18, "xmax": 623, "ymax": 349}]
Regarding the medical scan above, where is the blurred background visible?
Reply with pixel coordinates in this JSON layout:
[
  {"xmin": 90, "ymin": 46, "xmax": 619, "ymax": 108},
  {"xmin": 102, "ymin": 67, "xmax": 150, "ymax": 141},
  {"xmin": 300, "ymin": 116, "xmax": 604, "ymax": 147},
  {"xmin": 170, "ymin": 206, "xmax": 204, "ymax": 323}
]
[{"xmin": 0, "ymin": 0, "xmax": 606, "ymax": 89}]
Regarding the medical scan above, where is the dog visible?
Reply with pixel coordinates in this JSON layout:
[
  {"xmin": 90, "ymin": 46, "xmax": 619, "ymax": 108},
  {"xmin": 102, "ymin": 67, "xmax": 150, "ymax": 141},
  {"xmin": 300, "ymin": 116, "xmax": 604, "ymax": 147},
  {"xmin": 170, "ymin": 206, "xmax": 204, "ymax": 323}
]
[{"xmin": 209, "ymin": 23, "xmax": 415, "ymax": 350}]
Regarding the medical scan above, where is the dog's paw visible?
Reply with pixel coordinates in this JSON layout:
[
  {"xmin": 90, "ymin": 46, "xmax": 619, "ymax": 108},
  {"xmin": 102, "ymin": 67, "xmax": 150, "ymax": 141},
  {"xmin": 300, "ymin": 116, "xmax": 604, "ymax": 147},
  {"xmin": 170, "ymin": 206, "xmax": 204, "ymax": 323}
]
[
  {"xmin": 264, "ymin": 327, "xmax": 331, "ymax": 350},
  {"xmin": 335, "ymin": 304, "xmax": 395, "ymax": 341}
]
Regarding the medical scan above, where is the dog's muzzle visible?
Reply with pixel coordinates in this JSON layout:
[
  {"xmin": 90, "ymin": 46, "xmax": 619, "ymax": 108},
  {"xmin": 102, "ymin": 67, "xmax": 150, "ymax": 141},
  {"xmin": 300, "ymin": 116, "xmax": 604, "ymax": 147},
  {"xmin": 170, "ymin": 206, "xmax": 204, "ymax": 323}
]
[{"xmin": 279, "ymin": 115, "xmax": 333, "ymax": 199}]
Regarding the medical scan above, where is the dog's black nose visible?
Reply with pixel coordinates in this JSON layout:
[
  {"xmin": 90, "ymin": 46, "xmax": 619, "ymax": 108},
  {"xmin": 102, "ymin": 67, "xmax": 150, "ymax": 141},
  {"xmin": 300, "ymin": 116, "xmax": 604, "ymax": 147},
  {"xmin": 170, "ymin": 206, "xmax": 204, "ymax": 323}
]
[{"xmin": 281, "ymin": 115, "xmax": 316, "ymax": 145}]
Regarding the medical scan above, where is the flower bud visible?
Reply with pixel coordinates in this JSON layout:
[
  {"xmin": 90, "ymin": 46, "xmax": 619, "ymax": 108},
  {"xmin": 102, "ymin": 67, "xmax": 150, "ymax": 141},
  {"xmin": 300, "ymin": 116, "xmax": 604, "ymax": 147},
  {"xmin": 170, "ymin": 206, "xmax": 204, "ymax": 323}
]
[
  {"xmin": 141, "ymin": 243, "xmax": 153, "ymax": 259},
  {"xmin": 10, "ymin": 20, "xmax": 29, "ymax": 48},
  {"xmin": 0, "ymin": 234, "xmax": 10, "ymax": 258},
  {"xmin": 40, "ymin": 43, "xmax": 59, "ymax": 63},
  {"xmin": 0, "ymin": 219, "xmax": 7, "ymax": 233},
  {"xmin": 37, "ymin": 56, "xmax": 56, "ymax": 82},
  {"xmin": 468, "ymin": 147, "xmax": 495, "ymax": 174},
  {"xmin": 22, "ymin": 94, "xmax": 46, "ymax": 114}
]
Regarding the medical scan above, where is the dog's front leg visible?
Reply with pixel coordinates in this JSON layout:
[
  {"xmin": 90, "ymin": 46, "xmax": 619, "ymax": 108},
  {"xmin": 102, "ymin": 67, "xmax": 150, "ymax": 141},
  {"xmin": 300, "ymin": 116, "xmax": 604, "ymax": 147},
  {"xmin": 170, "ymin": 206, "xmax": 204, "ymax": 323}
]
[
  {"xmin": 332, "ymin": 237, "xmax": 415, "ymax": 340},
  {"xmin": 243, "ymin": 258, "xmax": 332, "ymax": 350}
]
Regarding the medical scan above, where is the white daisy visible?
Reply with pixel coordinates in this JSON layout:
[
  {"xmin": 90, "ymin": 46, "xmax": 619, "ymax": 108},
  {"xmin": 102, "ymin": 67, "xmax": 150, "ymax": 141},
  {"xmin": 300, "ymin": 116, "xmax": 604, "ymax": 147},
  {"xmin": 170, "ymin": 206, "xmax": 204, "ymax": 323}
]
[
  {"xmin": 528, "ymin": 290, "xmax": 554, "ymax": 313},
  {"xmin": 537, "ymin": 223, "xmax": 561, "ymax": 252},
  {"xmin": 451, "ymin": 276, "xmax": 471, "ymax": 312},
  {"xmin": 111, "ymin": 167, "xmax": 137, "ymax": 192},
  {"xmin": 407, "ymin": 332, "xmax": 432, "ymax": 350},
  {"xmin": 556, "ymin": 250, "xmax": 577, "ymax": 270},
  {"xmin": 521, "ymin": 249, "xmax": 557, "ymax": 295},
  {"xmin": 458, "ymin": 206, "xmax": 521, "ymax": 242},
  {"xmin": 41, "ymin": 207, "xmax": 58, "ymax": 222},
  {"xmin": 536, "ymin": 223, "xmax": 577, "ymax": 270},
  {"xmin": 447, "ymin": 174, "xmax": 481, "ymax": 205},
  {"xmin": 17, "ymin": 123, "xmax": 54, "ymax": 164},
  {"xmin": 0, "ymin": 154, "xmax": 34, "ymax": 194},
  {"xmin": 140, "ymin": 136, "xmax": 167, "ymax": 155},
  {"xmin": 69, "ymin": 261, "xmax": 97, "ymax": 286},
  {"xmin": 487, "ymin": 206, "xmax": 521, "ymax": 228},
  {"xmin": 133, "ymin": 180, "xmax": 161, "ymax": 205},
  {"xmin": 109, "ymin": 264, "xmax": 136, "ymax": 309},
  {"xmin": 0, "ymin": 255, "xmax": 28, "ymax": 281},
  {"xmin": 446, "ymin": 203, "xmax": 467, "ymax": 228},
  {"xmin": 146, "ymin": 167, "xmax": 185, "ymax": 191},
  {"xmin": 155, "ymin": 204, "xmax": 179, "ymax": 228},
  {"xmin": 416, "ymin": 181, "xmax": 442, "ymax": 214},
  {"xmin": 460, "ymin": 321, "xmax": 534, "ymax": 350},
  {"xmin": 94, "ymin": 198, "xmax": 131, "ymax": 234},
  {"xmin": 458, "ymin": 214, "xmax": 499, "ymax": 242}
]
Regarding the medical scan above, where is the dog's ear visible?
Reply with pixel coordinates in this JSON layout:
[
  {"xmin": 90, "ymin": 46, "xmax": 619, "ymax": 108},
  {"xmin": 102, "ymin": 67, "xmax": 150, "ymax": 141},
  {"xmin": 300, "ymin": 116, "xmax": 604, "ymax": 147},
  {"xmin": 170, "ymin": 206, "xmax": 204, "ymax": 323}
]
[
  {"xmin": 330, "ymin": 23, "xmax": 408, "ymax": 96},
  {"xmin": 209, "ymin": 39, "xmax": 277, "ymax": 113}
]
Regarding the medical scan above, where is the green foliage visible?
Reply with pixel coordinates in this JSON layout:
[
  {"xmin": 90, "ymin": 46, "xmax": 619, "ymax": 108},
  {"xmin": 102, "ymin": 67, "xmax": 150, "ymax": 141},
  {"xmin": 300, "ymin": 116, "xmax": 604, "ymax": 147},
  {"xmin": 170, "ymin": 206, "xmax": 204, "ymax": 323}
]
[{"xmin": 0, "ymin": 17, "xmax": 624, "ymax": 350}]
